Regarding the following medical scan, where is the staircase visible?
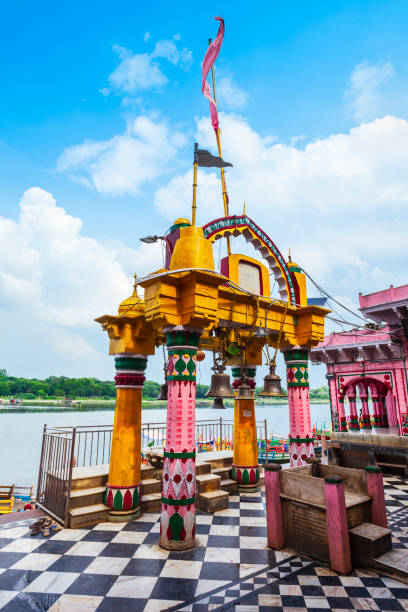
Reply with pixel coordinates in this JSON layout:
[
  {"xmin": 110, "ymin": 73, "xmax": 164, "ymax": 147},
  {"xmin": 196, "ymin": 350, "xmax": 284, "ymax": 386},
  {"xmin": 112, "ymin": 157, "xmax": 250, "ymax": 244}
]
[{"xmin": 349, "ymin": 522, "xmax": 408, "ymax": 584}]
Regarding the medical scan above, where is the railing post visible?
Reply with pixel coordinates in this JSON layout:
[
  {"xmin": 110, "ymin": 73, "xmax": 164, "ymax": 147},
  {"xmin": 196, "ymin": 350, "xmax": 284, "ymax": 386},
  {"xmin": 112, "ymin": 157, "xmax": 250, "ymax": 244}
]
[
  {"xmin": 64, "ymin": 427, "xmax": 76, "ymax": 528},
  {"xmin": 220, "ymin": 416, "xmax": 223, "ymax": 451},
  {"xmin": 264, "ymin": 418, "xmax": 268, "ymax": 464},
  {"xmin": 36, "ymin": 424, "xmax": 47, "ymax": 505}
]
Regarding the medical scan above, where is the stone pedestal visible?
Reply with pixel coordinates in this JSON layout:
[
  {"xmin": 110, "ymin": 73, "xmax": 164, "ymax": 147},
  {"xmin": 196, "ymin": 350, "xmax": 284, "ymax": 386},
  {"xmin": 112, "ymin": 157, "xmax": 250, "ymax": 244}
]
[
  {"xmin": 285, "ymin": 350, "xmax": 315, "ymax": 466},
  {"xmin": 105, "ymin": 354, "xmax": 147, "ymax": 521},
  {"xmin": 324, "ymin": 475, "xmax": 352, "ymax": 575}
]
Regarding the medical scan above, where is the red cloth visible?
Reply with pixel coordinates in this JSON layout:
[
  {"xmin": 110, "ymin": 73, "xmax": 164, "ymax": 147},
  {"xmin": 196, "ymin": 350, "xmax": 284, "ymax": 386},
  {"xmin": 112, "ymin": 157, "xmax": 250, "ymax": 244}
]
[{"xmin": 201, "ymin": 17, "xmax": 225, "ymax": 132}]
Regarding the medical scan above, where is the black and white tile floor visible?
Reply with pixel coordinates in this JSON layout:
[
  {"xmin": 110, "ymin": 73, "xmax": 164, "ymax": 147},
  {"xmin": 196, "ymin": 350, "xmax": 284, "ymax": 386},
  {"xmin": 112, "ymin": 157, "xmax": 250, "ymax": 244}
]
[{"xmin": 0, "ymin": 476, "xmax": 406, "ymax": 611}]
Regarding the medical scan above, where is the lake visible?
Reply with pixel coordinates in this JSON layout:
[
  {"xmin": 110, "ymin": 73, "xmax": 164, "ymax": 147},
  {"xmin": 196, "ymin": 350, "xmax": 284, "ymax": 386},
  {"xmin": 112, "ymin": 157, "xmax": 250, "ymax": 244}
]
[{"xmin": 0, "ymin": 402, "xmax": 331, "ymax": 486}]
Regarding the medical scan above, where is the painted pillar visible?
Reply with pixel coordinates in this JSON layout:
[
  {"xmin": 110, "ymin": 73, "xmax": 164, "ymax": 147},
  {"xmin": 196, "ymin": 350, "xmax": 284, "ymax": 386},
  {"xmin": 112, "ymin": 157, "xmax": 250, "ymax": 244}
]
[
  {"xmin": 284, "ymin": 349, "xmax": 315, "ymax": 466},
  {"xmin": 380, "ymin": 395, "xmax": 389, "ymax": 428},
  {"xmin": 327, "ymin": 374, "xmax": 341, "ymax": 432},
  {"xmin": 370, "ymin": 386, "xmax": 382, "ymax": 428},
  {"xmin": 386, "ymin": 392, "xmax": 399, "ymax": 428},
  {"xmin": 360, "ymin": 388, "xmax": 372, "ymax": 430},
  {"xmin": 347, "ymin": 389, "xmax": 359, "ymax": 431},
  {"xmin": 338, "ymin": 395, "xmax": 348, "ymax": 432},
  {"xmin": 365, "ymin": 466, "xmax": 388, "ymax": 528},
  {"xmin": 264, "ymin": 464, "xmax": 284, "ymax": 549},
  {"xmin": 324, "ymin": 475, "xmax": 352, "ymax": 575},
  {"xmin": 231, "ymin": 367, "xmax": 259, "ymax": 489},
  {"xmin": 105, "ymin": 353, "xmax": 147, "ymax": 521},
  {"xmin": 160, "ymin": 326, "xmax": 200, "ymax": 550}
]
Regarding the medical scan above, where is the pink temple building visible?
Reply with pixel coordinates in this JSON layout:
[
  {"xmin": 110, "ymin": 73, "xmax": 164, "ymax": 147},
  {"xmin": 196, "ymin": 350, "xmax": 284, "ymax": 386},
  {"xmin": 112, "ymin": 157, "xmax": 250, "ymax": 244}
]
[{"xmin": 311, "ymin": 284, "xmax": 408, "ymax": 436}]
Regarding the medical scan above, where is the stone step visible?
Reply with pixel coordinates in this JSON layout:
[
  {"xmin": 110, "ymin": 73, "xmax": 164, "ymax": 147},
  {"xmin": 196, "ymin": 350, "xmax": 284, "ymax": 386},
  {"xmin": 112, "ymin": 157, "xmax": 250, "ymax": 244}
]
[
  {"xmin": 141, "ymin": 492, "xmax": 162, "ymax": 513},
  {"xmin": 198, "ymin": 490, "xmax": 229, "ymax": 513},
  {"xmin": 69, "ymin": 503, "xmax": 109, "ymax": 528},
  {"xmin": 196, "ymin": 473, "xmax": 221, "ymax": 493},
  {"xmin": 371, "ymin": 549, "xmax": 408, "ymax": 585},
  {"xmin": 141, "ymin": 464, "xmax": 156, "ymax": 480},
  {"xmin": 69, "ymin": 486, "xmax": 106, "ymax": 510},
  {"xmin": 70, "ymin": 465, "xmax": 109, "ymax": 491},
  {"xmin": 196, "ymin": 462, "xmax": 212, "ymax": 475},
  {"xmin": 142, "ymin": 478, "xmax": 162, "ymax": 495},
  {"xmin": 212, "ymin": 466, "xmax": 231, "ymax": 478},
  {"xmin": 349, "ymin": 522, "xmax": 392, "ymax": 564},
  {"xmin": 220, "ymin": 479, "xmax": 238, "ymax": 494}
]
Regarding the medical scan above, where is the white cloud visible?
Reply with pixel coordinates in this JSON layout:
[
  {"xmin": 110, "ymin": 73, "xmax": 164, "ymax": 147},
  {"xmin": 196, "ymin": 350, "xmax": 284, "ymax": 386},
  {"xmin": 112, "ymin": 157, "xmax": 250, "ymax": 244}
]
[
  {"xmin": 0, "ymin": 188, "xmax": 162, "ymax": 377},
  {"xmin": 58, "ymin": 115, "xmax": 187, "ymax": 195},
  {"xmin": 217, "ymin": 76, "xmax": 248, "ymax": 109},
  {"xmin": 106, "ymin": 38, "xmax": 192, "ymax": 95},
  {"xmin": 345, "ymin": 60, "xmax": 395, "ymax": 121},
  {"xmin": 154, "ymin": 112, "xmax": 408, "ymax": 300},
  {"xmin": 144, "ymin": 32, "xmax": 151, "ymax": 43}
]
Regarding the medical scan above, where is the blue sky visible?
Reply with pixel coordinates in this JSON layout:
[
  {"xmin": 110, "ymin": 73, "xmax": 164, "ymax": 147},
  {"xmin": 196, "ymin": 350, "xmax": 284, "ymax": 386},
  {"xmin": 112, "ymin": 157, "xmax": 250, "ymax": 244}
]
[{"xmin": 1, "ymin": 0, "xmax": 408, "ymax": 386}]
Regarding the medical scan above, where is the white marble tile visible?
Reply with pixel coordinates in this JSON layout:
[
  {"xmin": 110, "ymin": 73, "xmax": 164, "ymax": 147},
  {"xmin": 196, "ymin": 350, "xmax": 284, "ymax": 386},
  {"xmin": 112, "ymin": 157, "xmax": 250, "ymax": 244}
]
[
  {"xmin": 1, "ymin": 538, "xmax": 43, "ymax": 553},
  {"xmin": 107, "ymin": 575, "xmax": 157, "ymax": 598},
  {"xmin": 195, "ymin": 515, "xmax": 213, "ymax": 524},
  {"xmin": 51, "ymin": 529, "xmax": 89, "ymax": 541},
  {"xmin": 0, "ymin": 526, "xmax": 30, "ymax": 539},
  {"xmin": 239, "ymin": 536, "xmax": 267, "ymax": 550},
  {"xmin": 11, "ymin": 553, "xmax": 61, "ymax": 571},
  {"xmin": 240, "ymin": 563, "xmax": 267, "ymax": 578},
  {"xmin": 304, "ymin": 597, "xmax": 330, "ymax": 608},
  {"xmin": 67, "ymin": 541, "xmax": 108, "ymax": 556},
  {"xmin": 92, "ymin": 522, "xmax": 124, "ymax": 531},
  {"xmin": 240, "ymin": 502, "xmax": 264, "ymax": 510},
  {"xmin": 279, "ymin": 584, "xmax": 302, "ymax": 596},
  {"xmin": 160, "ymin": 559, "xmax": 202, "ymax": 579},
  {"xmin": 144, "ymin": 600, "xmax": 184, "ymax": 612},
  {"xmin": 239, "ymin": 516, "xmax": 266, "ymax": 526},
  {"xmin": 339, "ymin": 576, "xmax": 364, "ymax": 586},
  {"xmin": 49, "ymin": 594, "xmax": 103, "ymax": 611},
  {"xmin": 133, "ymin": 544, "xmax": 170, "ymax": 559},
  {"xmin": 195, "ymin": 579, "xmax": 229, "ymax": 597},
  {"xmin": 212, "ymin": 508, "xmax": 240, "ymax": 518},
  {"xmin": 83, "ymin": 556, "xmax": 130, "ymax": 575},
  {"xmin": 24, "ymin": 571, "xmax": 79, "ymax": 594},
  {"xmin": 204, "ymin": 547, "xmax": 240, "ymax": 564},
  {"xmin": 0, "ymin": 591, "xmax": 17, "ymax": 608},
  {"xmin": 210, "ymin": 524, "xmax": 239, "ymax": 537},
  {"xmin": 111, "ymin": 531, "xmax": 147, "ymax": 544},
  {"xmin": 196, "ymin": 535, "xmax": 208, "ymax": 548}
]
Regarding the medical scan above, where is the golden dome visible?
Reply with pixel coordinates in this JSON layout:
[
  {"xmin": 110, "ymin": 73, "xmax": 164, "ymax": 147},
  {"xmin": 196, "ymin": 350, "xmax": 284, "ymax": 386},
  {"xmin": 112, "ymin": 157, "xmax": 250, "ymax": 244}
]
[{"xmin": 118, "ymin": 274, "xmax": 144, "ymax": 315}]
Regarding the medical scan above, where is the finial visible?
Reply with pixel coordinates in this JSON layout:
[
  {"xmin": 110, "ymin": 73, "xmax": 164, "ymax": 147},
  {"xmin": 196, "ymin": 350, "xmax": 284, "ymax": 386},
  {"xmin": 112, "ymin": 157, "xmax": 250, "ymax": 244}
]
[
  {"xmin": 243, "ymin": 201, "xmax": 246, "ymax": 215},
  {"xmin": 288, "ymin": 248, "xmax": 292, "ymax": 263},
  {"xmin": 133, "ymin": 273, "xmax": 139, "ymax": 296}
]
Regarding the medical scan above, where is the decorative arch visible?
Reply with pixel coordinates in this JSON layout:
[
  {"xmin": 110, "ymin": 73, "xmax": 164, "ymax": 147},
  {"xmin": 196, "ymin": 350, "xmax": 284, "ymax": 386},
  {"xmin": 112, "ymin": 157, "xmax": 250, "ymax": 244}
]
[
  {"xmin": 338, "ymin": 374, "xmax": 393, "ymax": 398},
  {"xmin": 202, "ymin": 215, "xmax": 297, "ymax": 304}
]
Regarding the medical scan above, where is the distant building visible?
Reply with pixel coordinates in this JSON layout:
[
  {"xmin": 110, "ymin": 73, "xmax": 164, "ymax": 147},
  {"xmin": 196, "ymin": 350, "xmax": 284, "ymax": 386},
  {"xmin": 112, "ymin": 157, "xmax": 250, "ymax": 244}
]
[{"xmin": 311, "ymin": 284, "xmax": 408, "ymax": 436}]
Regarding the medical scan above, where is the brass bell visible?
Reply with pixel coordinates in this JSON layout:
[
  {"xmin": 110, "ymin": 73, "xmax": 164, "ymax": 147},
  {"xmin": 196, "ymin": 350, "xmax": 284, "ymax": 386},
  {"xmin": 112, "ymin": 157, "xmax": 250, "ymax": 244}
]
[
  {"xmin": 156, "ymin": 383, "xmax": 168, "ymax": 401},
  {"xmin": 211, "ymin": 397, "xmax": 226, "ymax": 409},
  {"xmin": 237, "ymin": 383, "xmax": 252, "ymax": 399},
  {"xmin": 259, "ymin": 364, "xmax": 286, "ymax": 397},
  {"xmin": 206, "ymin": 373, "xmax": 235, "ymax": 398}
]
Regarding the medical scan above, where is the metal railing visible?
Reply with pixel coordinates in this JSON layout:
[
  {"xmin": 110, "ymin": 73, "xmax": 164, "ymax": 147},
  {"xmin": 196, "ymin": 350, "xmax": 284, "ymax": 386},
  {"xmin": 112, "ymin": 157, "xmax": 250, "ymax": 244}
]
[{"xmin": 36, "ymin": 418, "xmax": 284, "ymax": 524}]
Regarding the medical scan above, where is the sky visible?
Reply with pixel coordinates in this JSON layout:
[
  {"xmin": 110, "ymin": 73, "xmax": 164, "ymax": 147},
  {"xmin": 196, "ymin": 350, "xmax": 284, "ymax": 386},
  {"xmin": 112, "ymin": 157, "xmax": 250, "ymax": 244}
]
[{"xmin": 1, "ymin": 0, "xmax": 408, "ymax": 388}]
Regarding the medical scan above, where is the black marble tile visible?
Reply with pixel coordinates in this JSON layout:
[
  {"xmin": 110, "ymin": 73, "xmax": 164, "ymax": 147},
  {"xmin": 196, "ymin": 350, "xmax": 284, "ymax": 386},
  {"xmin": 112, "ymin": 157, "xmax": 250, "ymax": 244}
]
[
  {"xmin": 151, "ymin": 576, "xmax": 198, "ymax": 601},
  {"xmin": 344, "ymin": 586, "xmax": 371, "ymax": 598},
  {"xmin": 81, "ymin": 530, "xmax": 117, "ymax": 542},
  {"xmin": 199, "ymin": 560, "xmax": 239, "ymax": 582},
  {"xmin": 122, "ymin": 558, "xmax": 166, "ymax": 576},
  {"xmin": 0, "ymin": 538, "xmax": 12, "ymax": 550},
  {"xmin": 97, "ymin": 596, "xmax": 147, "ymax": 611},
  {"xmin": 300, "ymin": 584, "xmax": 325, "ymax": 597},
  {"xmin": 47, "ymin": 554, "xmax": 94, "ymax": 573},
  {"xmin": 240, "ymin": 548, "xmax": 275, "ymax": 565},
  {"xmin": 280, "ymin": 594, "xmax": 305, "ymax": 607},
  {"xmin": 228, "ymin": 501, "xmax": 240, "ymax": 509},
  {"xmin": 142, "ymin": 532, "xmax": 161, "ymax": 545},
  {"xmin": 239, "ymin": 509, "xmax": 266, "ymax": 518},
  {"xmin": 317, "ymin": 575, "xmax": 343, "ymax": 586},
  {"xmin": 35, "ymin": 539, "xmax": 75, "ymax": 555},
  {"xmin": 239, "ymin": 526, "xmax": 267, "ymax": 537},
  {"xmin": 101, "ymin": 543, "xmax": 139, "ymax": 557},
  {"xmin": 0, "ymin": 569, "xmax": 41, "ymax": 591},
  {"xmin": 2, "ymin": 592, "xmax": 59, "ymax": 611},
  {"xmin": 66, "ymin": 572, "xmax": 117, "ymax": 596},
  {"xmin": 0, "ymin": 552, "xmax": 25, "ymax": 568},
  {"xmin": 194, "ymin": 523, "xmax": 211, "ymax": 534},
  {"xmin": 240, "ymin": 495, "xmax": 262, "ymax": 503},
  {"xmin": 168, "ymin": 546, "xmax": 206, "ymax": 561},
  {"xmin": 326, "ymin": 596, "xmax": 354, "ymax": 608},
  {"xmin": 122, "ymin": 521, "xmax": 155, "ymax": 532},
  {"xmin": 207, "ymin": 535, "xmax": 239, "ymax": 548},
  {"xmin": 390, "ymin": 587, "xmax": 408, "ymax": 598},
  {"xmin": 371, "ymin": 598, "xmax": 405, "ymax": 611},
  {"xmin": 212, "ymin": 516, "xmax": 240, "ymax": 526}
]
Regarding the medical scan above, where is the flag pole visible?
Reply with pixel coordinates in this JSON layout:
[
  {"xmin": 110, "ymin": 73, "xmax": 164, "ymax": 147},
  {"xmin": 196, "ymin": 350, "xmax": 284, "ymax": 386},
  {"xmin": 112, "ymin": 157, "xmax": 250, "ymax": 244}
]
[
  {"xmin": 192, "ymin": 143, "xmax": 198, "ymax": 226},
  {"xmin": 208, "ymin": 38, "xmax": 231, "ymax": 256}
]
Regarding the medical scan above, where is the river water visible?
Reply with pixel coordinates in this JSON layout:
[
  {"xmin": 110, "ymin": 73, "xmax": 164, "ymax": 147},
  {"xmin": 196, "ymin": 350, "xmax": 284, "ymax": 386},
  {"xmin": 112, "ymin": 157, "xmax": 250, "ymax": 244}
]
[{"xmin": 0, "ymin": 402, "xmax": 331, "ymax": 486}]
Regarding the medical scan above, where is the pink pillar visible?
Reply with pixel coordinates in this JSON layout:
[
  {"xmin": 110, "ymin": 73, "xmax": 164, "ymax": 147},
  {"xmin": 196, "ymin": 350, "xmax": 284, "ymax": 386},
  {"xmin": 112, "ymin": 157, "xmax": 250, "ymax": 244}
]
[
  {"xmin": 284, "ymin": 350, "xmax": 315, "ymax": 466},
  {"xmin": 386, "ymin": 393, "xmax": 399, "ymax": 428},
  {"xmin": 380, "ymin": 395, "xmax": 389, "ymax": 427},
  {"xmin": 324, "ymin": 475, "xmax": 352, "ymax": 574},
  {"xmin": 264, "ymin": 464, "xmax": 284, "ymax": 549},
  {"xmin": 160, "ymin": 326, "xmax": 201, "ymax": 550},
  {"xmin": 347, "ymin": 390, "xmax": 359, "ymax": 431},
  {"xmin": 366, "ymin": 466, "xmax": 388, "ymax": 528},
  {"xmin": 338, "ymin": 396, "xmax": 348, "ymax": 432},
  {"xmin": 360, "ymin": 390, "xmax": 372, "ymax": 430}
]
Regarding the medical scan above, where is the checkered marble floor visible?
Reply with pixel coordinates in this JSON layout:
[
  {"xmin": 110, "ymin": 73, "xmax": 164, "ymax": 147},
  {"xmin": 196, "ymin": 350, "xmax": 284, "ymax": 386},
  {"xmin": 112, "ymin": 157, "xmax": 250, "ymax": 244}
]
[{"xmin": 0, "ymin": 476, "xmax": 406, "ymax": 611}]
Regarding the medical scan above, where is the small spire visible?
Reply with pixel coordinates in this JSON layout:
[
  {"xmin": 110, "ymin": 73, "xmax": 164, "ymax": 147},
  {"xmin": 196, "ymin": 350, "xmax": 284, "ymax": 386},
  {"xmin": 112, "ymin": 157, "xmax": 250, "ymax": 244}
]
[
  {"xmin": 288, "ymin": 248, "xmax": 292, "ymax": 263},
  {"xmin": 132, "ymin": 273, "xmax": 139, "ymax": 296},
  {"xmin": 243, "ymin": 201, "xmax": 246, "ymax": 215}
]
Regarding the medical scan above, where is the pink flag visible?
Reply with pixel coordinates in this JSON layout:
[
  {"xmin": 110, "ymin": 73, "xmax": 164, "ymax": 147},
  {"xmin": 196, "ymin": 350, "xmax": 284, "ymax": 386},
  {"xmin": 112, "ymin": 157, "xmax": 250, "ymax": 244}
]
[{"xmin": 201, "ymin": 16, "xmax": 225, "ymax": 132}]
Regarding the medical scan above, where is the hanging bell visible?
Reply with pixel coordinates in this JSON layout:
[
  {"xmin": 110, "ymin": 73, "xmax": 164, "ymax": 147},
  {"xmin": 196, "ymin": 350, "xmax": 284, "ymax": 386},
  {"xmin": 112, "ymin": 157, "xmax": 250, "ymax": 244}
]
[
  {"xmin": 156, "ymin": 383, "xmax": 168, "ymax": 401},
  {"xmin": 237, "ymin": 383, "xmax": 253, "ymax": 399},
  {"xmin": 259, "ymin": 363, "xmax": 286, "ymax": 397},
  {"xmin": 206, "ymin": 373, "xmax": 235, "ymax": 398},
  {"xmin": 210, "ymin": 397, "xmax": 226, "ymax": 409}
]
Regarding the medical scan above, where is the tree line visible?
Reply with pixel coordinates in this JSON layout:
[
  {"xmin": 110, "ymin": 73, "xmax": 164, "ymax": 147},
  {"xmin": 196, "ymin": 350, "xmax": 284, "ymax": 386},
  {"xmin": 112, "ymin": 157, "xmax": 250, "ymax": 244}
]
[{"xmin": 0, "ymin": 370, "xmax": 329, "ymax": 400}]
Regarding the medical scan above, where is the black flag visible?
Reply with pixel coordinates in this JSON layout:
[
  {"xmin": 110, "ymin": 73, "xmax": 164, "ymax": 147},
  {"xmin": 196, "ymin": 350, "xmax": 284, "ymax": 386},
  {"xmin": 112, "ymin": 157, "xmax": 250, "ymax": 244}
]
[{"xmin": 194, "ymin": 143, "xmax": 232, "ymax": 168}]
